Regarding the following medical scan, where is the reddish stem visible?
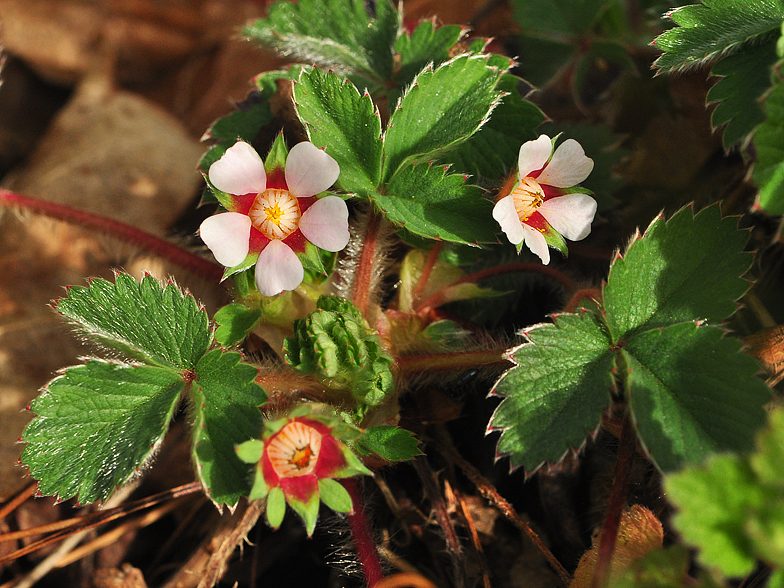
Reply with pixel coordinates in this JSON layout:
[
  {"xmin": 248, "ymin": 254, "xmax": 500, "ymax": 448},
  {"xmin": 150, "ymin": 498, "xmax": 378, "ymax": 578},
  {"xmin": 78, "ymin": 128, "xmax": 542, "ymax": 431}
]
[
  {"xmin": 0, "ymin": 189, "xmax": 224, "ymax": 283},
  {"xmin": 410, "ymin": 241, "xmax": 443, "ymax": 309},
  {"xmin": 592, "ymin": 412, "xmax": 637, "ymax": 588},
  {"xmin": 353, "ymin": 209, "xmax": 383, "ymax": 317},
  {"xmin": 396, "ymin": 348, "xmax": 511, "ymax": 377},
  {"xmin": 342, "ymin": 477, "xmax": 384, "ymax": 587},
  {"xmin": 415, "ymin": 262, "xmax": 575, "ymax": 314}
]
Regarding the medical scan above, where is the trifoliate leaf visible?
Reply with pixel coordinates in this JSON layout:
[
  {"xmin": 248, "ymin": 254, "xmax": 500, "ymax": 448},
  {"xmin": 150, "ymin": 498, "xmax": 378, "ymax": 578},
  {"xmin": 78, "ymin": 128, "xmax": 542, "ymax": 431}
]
[
  {"xmin": 214, "ymin": 304, "xmax": 262, "ymax": 348},
  {"xmin": 512, "ymin": 0, "xmax": 610, "ymax": 37},
  {"xmin": 603, "ymin": 205, "xmax": 751, "ymax": 343},
  {"xmin": 293, "ymin": 68, "xmax": 382, "ymax": 195},
  {"xmin": 753, "ymin": 74, "xmax": 784, "ymax": 215},
  {"xmin": 382, "ymin": 55, "xmax": 504, "ymax": 182},
  {"xmin": 489, "ymin": 312, "xmax": 614, "ymax": 473},
  {"xmin": 624, "ymin": 323, "xmax": 771, "ymax": 472},
  {"xmin": 439, "ymin": 73, "xmax": 545, "ymax": 182},
  {"xmin": 21, "ymin": 361, "xmax": 184, "ymax": 504},
  {"xmin": 243, "ymin": 0, "xmax": 399, "ymax": 82},
  {"xmin": 652, "ymin": 0, "xmax": 784, "ymax": 73},
  {"xmin": 356, "ymin": 426, "xmax": 421, "ymax": 461},
  {"xmin": 54, "ymin": 273, "xmax": 211, "ymax": 370},
  {"xmin": 665, "ymin": 454, "xmax": 767, "ymax": 577},
  {"xmin": 706, "ymin": 39, "xmax": 779, "ymax": 149},
  {"xmin": 377, "ymin": 162, "xmax": 497, "ymax": 244},
  {"xmin": 191, "ymin": 350, "xmax": 267, "ymax": 507},
  {"xmin": 394, "ymin": 21, "xmax": 465, "ymax": 89}
]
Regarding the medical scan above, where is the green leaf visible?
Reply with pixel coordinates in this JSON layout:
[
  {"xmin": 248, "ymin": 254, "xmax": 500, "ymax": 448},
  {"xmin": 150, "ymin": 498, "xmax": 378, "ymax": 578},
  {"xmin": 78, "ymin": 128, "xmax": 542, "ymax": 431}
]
[
  {"xmin": 489, "ymin": 312, "xmax": 614, "ymax": 473},
  {"xmin": 293, "ymin": 68, "xmax": 382, "ymax": 195},
  {"xmin": 191, "ymin": 350, "xmax": 267, "ymax": 507},
  {"xmin": 706, "ymin": 38, "xmax": 779, "ymax": 148},
  {"xmin": 21, "ymin": 361, "xmax": 184, "ymax": 504},
  {"xmin": 512, "ymin": 0, "xmax": 610, "ymax": 37},
  {"xmin": 652, "ymin": 0, "xmax": 784, "ymax": 73},
  {"xmin": 753, "ymin": 74, "xmax": 784, "ymax": 214},
  {"xmin": 377, "ymin": 162, "xmax": 497, "ymax": 243},
  {"xmin": 751, "ymin": 409, "xmax": 784, "ymax": 489},
  {"xmin": 243, "ymin": 0, "xmax": 399, "ymax": 81},
  {"xmin": 382, "ymin": 55, "xmax": 504, "ymax": 182},
  {"xmin": 624, "ymin": 323, "xmax": 771, "ymax": 472},
  {"xmin": 318, "ymin": 478, "xmax": 353, "ymax": 512},
  {"xmin": 394, "ymin": 21, "xmax": 465, "ymax": 88},
  {"xmin": 54, "ymin": 273, "xmax": 211, "ymax": 370},
  {"xmin": 357, "ymin": 426, "xmax": 421, "ymax": 461},
  {"xmin": 603, "ymin": 205, "xmax": 751, "ymax": 343},
  {"xmin": 665, "ymin": 454, "xmax": 766, "ymax": 577},
  {"xmin": 615, "ymin": 546, "xmax": 693, "ymax": 588},
  {"xmin": 439, "ymin": 73, "xmax": 545, "ymax": 182},
  {"xmin": 214, "ymin": 304, "xmax": 262, "ymax": 348}
]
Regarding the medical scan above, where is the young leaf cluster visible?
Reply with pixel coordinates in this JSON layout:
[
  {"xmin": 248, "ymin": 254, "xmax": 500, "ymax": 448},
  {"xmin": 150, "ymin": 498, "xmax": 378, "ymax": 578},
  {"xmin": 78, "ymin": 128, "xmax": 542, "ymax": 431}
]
[
  {"xmin": 21, "ymin": 273, "xmax": 267, "ymax": 507},
  {"xmin": 489, "ymin": 206, "xmax": 771, "ymax": 474},
  {"xmin": 283, "ymin": 296, "xmax": 396, "ymax": 413}
]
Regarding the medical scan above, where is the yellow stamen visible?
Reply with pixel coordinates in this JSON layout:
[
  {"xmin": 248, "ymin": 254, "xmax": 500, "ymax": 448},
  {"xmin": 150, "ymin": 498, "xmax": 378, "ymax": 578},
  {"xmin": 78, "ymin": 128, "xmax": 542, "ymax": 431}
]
[
  {"xmin": 248, "ymin": 189, "xmax": 301, "ymax": 240},
  {"xmin": 512, "ymin": 177, "xmax": 545, "ymax": 222}
]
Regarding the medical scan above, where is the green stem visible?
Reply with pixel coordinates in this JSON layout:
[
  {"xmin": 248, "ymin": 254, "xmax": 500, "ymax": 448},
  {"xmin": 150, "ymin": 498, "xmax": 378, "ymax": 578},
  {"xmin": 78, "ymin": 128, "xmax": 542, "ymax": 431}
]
[
  {"xmin": 396, "ymin": 348, "xmax": 511, "ymax": 377},
  {"xmin": 0, "ymin": 188, "xmax": 224, "ymax": 283},
  {"xmin": 342, "ymin": 477, "xmax": 384, "ymax": 587},
  {"xmin": 415, "ymin": 262, "xmax": 575, "ymax": 314}
]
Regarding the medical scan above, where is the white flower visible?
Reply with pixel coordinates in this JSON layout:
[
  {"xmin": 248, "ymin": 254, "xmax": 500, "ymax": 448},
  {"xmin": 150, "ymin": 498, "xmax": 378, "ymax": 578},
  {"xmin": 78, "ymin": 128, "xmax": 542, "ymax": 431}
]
[
  {"xmin": 492, "ymin": 135, "xmax": 597, "ymax": 264},
  {"xmin": 199, "ymin": 140, "xmax": 349, "ymax": 296}
]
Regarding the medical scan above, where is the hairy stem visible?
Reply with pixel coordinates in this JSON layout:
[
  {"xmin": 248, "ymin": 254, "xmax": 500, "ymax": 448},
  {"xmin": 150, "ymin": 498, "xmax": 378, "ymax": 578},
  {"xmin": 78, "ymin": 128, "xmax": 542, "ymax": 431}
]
[
  {"xmin": 353, "ymin": 208, "xmax": 383, "ymax": 317},
  {"xmin": 592, "ymin": 412, "xmax": 636, "ymax": 588},
  {"xmin": 415, "ymin": 262, "xmax": 575, "ymax": 314},
  {"xmin": 342, "ymin": 477, "xmax": 384, "ymax": 587},
  {"xmin": 410, "ymin": 241, "xmax": 443, "ymax": 309},
  {"xmin": 0, "ymin": 189, "xmax": 224, "ymax": 282},
  {"xmin": 396, "ymin": 348, "xmax": 511, "ymax": 377}
]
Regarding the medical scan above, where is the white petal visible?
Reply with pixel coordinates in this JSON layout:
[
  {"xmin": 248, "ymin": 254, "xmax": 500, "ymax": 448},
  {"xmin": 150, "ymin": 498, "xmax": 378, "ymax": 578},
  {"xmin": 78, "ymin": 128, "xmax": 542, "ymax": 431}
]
[
  {"xmin": 518, "ymin": 135, "xmax": 553, "ymax": 179},
  {"xmin": 285, "ymin": 142, "xmax": 340, "ymax": 198},
  {"xmin": 492, "ymin": 195, "xmax": 525, "ymax": 245},
  {"xmin": 209, "ymin": 141, "xmax": 267, "ymax": 195},
  {"xmin": 299, "ymin": 196, "xmax": 350, "ymax": 252},
  {"xmin": 522, "ymin": 224, "xmax": 550, "ymax": 264},
  {"xmin": 255, "ymin": 240, "xmax": 304, "ymax": 296},
  {"xmin": 538, "ymin": 193, "xmax": 597, "ymax": 241},
  {"xmin": 199, "ymin": 212, "xmax": 251, "ymax": 267},
  {"xmin": 536, "ymin": 139, "xmax": 594, "ymax": 188}
]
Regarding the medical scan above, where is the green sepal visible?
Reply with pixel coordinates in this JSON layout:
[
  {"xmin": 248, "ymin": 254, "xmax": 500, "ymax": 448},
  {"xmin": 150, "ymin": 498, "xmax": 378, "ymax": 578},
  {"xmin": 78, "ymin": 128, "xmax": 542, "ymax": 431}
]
[
  {"xmin": 248, "ymin": 464, "xmax": 271, "ymax": 501},
  {"xmin": 357, "ymin": 426, "xmax": 422, "ymax": 461},
  {"xmin": 332, "ymin": 444, "xmax": 373, "ymax": 478},
  {"xmin": 297, "ymin": 240, "xmax": 328, "ymax": 275},
  {"xmin": 222, "ymin": 252, "xmax": 260, "ymax": 282},
  {"xmin": 318, "ymin": 478, "xmax": 353, "ymax": 513},
  {"xmin": 266, "ymin": 486, "xmax": 287, "ymax": 528},
  {"xmin": 265, "ymin": 133, "xmax": 289, "ymax": 173},
  {"xmin": 236, "ymin": 439, "xmax": 265, "ymax": 464},
  {"xmin": 286, "ymin": 481, "xmax": 321, "ymax": 536},
  {"xmin": 214, "ymin": 304, "xmax": 262, "ymax": 348},
  {"xmin": 541, "ymin": 222, "xmax": 568, "ymax": 256}
]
